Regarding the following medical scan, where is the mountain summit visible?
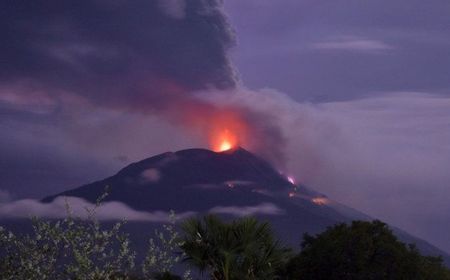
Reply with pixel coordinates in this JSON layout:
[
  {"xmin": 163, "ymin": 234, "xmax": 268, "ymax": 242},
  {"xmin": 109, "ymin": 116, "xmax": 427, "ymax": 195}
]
[
  {"xmin": 43, "ymin": 147, "xmax": 322, "ymax": 212},
  {"xmin": 42, "ymin": 147, "xmax": 450, "ymax": 264}
]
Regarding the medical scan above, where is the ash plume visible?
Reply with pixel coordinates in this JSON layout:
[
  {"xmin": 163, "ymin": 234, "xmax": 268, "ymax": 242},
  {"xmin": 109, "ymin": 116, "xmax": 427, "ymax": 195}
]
[{"xmin": 0, "ymin": 0, "xmax": 286, "ymax": 163}]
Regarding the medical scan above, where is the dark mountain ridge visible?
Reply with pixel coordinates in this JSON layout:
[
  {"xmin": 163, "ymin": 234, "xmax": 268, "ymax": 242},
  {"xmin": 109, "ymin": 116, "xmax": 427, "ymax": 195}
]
[
  {"xmin": 43, "ymin": 147, "xmax": 320, "ymax": 212},
  {"xmin": 41, "ymin": 147, "xmax": 450, "ymax": 266}
]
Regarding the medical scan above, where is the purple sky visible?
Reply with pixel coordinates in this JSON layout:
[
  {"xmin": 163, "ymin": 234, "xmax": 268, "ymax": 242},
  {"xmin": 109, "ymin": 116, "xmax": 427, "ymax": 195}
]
[
  {"xmin": 224, "ymin": 0, "xmax": 450, "ymax": 253},
  {"xmin": 1, "ymin": 0, "xmax": 450, "ymax": 253}
]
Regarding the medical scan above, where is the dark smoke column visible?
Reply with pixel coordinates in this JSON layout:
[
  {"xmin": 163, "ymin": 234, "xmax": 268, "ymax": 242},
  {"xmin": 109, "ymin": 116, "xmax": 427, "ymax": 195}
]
[
  {"xmin": 0, "ymin": 0, "xmax": 237, "ymax": 107},
  {"xmin": 0, "ymin": 0, "xmax": 285, "ymax": 165}
]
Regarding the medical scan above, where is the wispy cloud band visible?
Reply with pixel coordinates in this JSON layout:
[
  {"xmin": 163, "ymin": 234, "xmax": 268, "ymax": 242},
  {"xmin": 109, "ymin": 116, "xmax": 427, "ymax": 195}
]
[{"xmin": 312, "ymin": 36, "xmax": 394, "ymax": 53}]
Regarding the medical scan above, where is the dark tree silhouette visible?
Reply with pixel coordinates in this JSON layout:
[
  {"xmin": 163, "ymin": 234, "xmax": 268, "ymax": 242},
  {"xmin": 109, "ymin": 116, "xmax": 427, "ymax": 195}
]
[
  {"xmin": 180, "ymin": 215, "xmax": 289, "ymax": 280},
  {"xmin": 284, "ymin": 220, "xmax": 450, "ymax": 280}
]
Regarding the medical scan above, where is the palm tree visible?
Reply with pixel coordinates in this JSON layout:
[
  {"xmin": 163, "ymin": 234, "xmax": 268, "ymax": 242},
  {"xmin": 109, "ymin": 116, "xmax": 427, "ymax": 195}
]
[{"xmin": 180, "ymin": 215, "xmax": 289, "ymax": 280}]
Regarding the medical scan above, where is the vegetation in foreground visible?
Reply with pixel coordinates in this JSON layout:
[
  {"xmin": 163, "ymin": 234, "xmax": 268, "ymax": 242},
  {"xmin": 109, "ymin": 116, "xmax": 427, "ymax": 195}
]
[{"xmin": 0, "ymin": 201, "xmax": 449, "ymax": 279}]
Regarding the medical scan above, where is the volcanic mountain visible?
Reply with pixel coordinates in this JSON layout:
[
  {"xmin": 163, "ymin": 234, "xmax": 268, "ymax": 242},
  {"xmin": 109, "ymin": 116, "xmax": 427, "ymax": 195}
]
[{"xmin": 42, "ymin": 147, "xmax": 450, "ymax": 264}]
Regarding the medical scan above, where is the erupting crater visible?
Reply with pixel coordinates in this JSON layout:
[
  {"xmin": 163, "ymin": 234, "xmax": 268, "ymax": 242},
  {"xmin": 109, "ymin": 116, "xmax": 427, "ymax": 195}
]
[{"xmin": 212, "ymin": 129, "xmax": 239, "ymax": 152}]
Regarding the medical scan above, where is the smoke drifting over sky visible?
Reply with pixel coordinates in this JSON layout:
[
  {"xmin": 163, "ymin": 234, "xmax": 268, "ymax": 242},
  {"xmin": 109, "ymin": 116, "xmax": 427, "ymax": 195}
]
[
  {"xmin": 1, "ymin": 0, "xmax": 450, "ymax": 254},
  {"xmin": 0, "ymin": 0, "xmax": 285, "ymax": 164},
  {"xmin": 0, "ymin": 0, "xmax": 236, "ymax": 102}
]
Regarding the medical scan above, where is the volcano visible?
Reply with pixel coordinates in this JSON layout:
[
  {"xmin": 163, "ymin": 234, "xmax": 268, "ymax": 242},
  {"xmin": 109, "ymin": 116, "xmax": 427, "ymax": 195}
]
[{"xmin": 42, "ymin": 147, "xmax": 450, "ymax": 264}]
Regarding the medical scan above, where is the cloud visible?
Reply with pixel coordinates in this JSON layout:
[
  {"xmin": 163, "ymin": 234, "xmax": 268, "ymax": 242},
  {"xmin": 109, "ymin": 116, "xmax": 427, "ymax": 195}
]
[
  {"xmin": 245, "ymin": 89, "xmax": 450, "ymax": 252},
  {"xmin": 2, "ymin": 86, "xmax": 450, "ymax": 253},
  {"xmin": 0, "ymin": 0, "xmax": 286, "ymax": 165},
  {"xmin": 0, "ymin": 0, "xmax": 238, "ymax": 117},
  {"xmin": 0, "ymin": 197, "xmax": 286, "ymax": 221},
  {"xmin": 206, "ymin": 87, "xmax": 450, "ymax": 252},
  {"xmin": 0, "ymin": 196, "xmax": 284, "ymax": 221},
  {"xmin": 0, "ymin": 0, "xmax": 236, "ymax": 106},
  {"xmin": 0, "ymin": 196, "xmax": 195, "ymax": 222},
  {"xmin": 209, "ymin": 202, "xmax": 284, "ymax": 217},
  {"xmin": 311, "ymin": 36, "xmax": 394, "ymax": 53}
]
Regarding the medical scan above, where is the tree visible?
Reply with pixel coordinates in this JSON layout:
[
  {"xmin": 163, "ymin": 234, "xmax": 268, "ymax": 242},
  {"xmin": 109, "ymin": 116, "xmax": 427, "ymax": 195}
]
[
  {"xmin": 0, "ymin": 193, "xmax": 188, "ymax": 279},
  {"xmin": 142, "ymin": 211, "xmax": 191, "ymax": 280},
  {"xmin": 0, "ymin": 213, "xmax": 135, "ymax": 280},
  {"xmin": 180, "ymin": 215, "xmax": 289, "ymax": 280},
  {"xmin": 284, "ymin": 220, "xmax": 450, "ymax": 280}
]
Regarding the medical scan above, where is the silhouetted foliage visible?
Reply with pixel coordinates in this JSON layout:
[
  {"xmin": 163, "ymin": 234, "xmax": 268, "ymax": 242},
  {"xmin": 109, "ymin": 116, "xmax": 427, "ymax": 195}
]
[
  {"xmin": 0, "ymin": 194, "xmax": 136, "ymax": 280},
  {"xmin": 142, "ymin": 211, "xmax": 191, "ymax": 279},
  {"xmin": 283, "ymin": 220, "xmax": 450, "ymax": 280},
  {"xmin": 1, "ymin": 198, "xmax": 449, "ymax": 280},
  {"xmin": 180, "ymin": 215, "xmax": 290, "ymax": 280},
  {"xmin": 0, "ymin": 194, "xmax": 187, "ymax": 280}
]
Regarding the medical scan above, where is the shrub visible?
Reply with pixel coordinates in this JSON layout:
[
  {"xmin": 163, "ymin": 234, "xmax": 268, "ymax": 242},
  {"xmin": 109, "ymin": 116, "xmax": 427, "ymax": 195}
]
[{"xmin": 284, "ymin": 220, "xmax": 450, "ymax": 280}]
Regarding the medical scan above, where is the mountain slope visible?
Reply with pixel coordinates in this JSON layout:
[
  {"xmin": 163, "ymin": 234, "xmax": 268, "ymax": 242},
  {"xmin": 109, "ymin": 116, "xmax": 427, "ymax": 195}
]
[{"xmin": 42, "ymin": 147, "xmax": 450, "ymax": 265}]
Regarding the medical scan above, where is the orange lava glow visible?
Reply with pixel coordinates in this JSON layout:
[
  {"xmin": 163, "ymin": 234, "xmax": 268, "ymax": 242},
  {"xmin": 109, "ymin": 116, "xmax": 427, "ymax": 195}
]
[
  {"xmin": 220, "ymin": 141, "xmax": 232, "ymax": 151},
  {"xmin": 208, "ymin": 110, "xmax": 247, "ymax": 152},
  {"xmin": 213, "ymin": 129, "xmax": 237, "ymax": 152},
  {"xmin": 287, "ymin": 176, "xmax": 295, "ymax": 184},
  {"xmin": 312, "ymin": 197, "xmax": 329, "ymax": 206}
]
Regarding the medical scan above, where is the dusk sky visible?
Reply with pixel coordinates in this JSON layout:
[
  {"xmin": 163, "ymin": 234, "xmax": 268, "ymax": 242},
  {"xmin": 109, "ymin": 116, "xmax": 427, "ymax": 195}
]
[{"xmin": 1, "ymin": 0, "xmax": 450, "ymax": 253}]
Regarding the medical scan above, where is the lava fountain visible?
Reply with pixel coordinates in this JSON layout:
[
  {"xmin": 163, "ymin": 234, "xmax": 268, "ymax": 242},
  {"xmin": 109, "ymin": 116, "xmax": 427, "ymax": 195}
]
[
  {"xmin": 213, "ymin": 129, "xmax": 237, "ymax": 152},
  {"xmin": 208, "ymin": 109, "xmax": 248, "ymax": 152}
]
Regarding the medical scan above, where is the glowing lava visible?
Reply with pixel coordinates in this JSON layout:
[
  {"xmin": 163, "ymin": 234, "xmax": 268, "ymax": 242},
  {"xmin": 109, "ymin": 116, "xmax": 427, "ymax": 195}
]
[
  {"xmin": 212, "ymin": 129, "xmax": 238, "ymax": 152},
  {"xmin": 206, "ymin": 109, "xmax": 249, "ymax": 152},
  {"xmin": 287, "ymin": 176, "xmax": 295, "ymax": 185},
  {"xmin": 219, "ymin": 140, "xmax": 232, "ymax": 151},
  {"xmin": 312, "ymin": 197, "xmax": 329, "ymax": 206}
]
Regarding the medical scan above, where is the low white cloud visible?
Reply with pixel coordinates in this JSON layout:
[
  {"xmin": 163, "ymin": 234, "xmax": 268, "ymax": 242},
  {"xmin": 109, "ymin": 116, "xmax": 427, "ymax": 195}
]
[
  {"xmin": 0, "ymin": 197, "xmax": 195, "ymax": 222},
  {"xmin": 311, "ymin": 36, "xmax": 394, "ymax": 53},
  {"xmin": 209, "ymin": 202, "xmax": 284, "ymax": 217}
]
